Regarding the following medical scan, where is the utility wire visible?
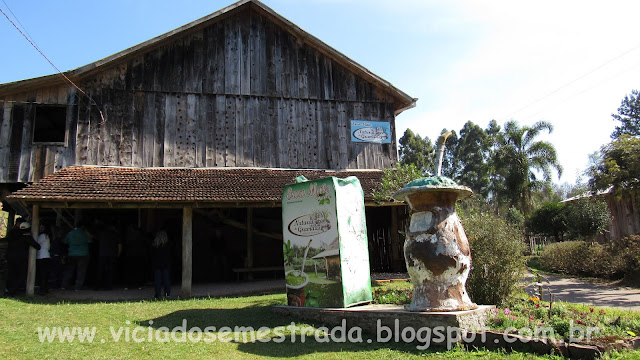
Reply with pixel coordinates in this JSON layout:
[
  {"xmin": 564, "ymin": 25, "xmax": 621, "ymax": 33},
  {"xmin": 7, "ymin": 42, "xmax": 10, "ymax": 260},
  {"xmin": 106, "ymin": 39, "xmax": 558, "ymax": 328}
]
[
  {"xmin": 1, "ymin": 0, "xmax": 37, "ymax": 49},
  {"xmin": 507, "ymin": 42, "xmax": 640, "ymax": 119},
  {"xmin": 522, "ymin": 61, "xmax": 640, "ymax": 121},
  {"xmin": 0, "ymin": 5, "xmax": 105, "ymax": 124}
]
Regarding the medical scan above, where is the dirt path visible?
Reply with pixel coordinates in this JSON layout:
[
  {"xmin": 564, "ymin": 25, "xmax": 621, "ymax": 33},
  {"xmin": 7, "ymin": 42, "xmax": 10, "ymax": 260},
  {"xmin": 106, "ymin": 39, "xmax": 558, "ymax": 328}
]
[{"xmin": 523, "ymin": 272, "xmax": 640, "ymax": 311}]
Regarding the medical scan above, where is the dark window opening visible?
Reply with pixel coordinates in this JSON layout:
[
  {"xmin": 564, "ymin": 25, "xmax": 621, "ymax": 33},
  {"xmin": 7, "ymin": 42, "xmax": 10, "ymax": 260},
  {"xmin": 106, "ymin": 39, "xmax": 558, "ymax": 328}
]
[{"xmin": 33, "ymin": 105, "xmax": 67, "ymax": 143}]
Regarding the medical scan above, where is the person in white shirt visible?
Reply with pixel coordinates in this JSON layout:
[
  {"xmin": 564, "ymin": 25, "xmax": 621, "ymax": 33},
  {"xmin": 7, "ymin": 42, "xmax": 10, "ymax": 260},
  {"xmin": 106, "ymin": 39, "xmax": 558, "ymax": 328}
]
[{"xmin": 36, "ymin": 223, "xmax": 51, "ymax": 295}]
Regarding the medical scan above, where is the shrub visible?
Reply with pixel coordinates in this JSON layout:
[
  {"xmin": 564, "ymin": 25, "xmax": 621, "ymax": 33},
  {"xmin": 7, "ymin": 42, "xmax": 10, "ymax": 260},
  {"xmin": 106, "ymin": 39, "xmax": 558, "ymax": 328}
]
[
  {"xmin": 565, "ymin": 197, "xmax": 611, "ymax": 241},
  {"xmin": 538, "ymin": 241, "xmax": 624, "ymax": 278},
  {"xmin": 463, "ymin": 212, "xmax": 527, "ymax": 305},
  {"xmin": 609, "ymin": 235, "xmax": 640, "ymax": 283},
  {"xmin": 373, "ymin": 163, "xmax": 422, "ymax": 203},
  {"xmin": 526, "ymin": 201, "xmax": 568, "ymax": 241}
]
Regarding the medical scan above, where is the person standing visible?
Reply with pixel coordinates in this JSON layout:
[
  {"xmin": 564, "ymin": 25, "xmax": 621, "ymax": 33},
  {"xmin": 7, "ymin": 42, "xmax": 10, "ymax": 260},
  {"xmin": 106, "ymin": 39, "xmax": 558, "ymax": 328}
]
[
  {"xmin": 124, "ymin": 224, "xmax": 147, "ymax": 289},
  {"xmin": 62, "ymin": 222, "xmax": 93, "ymax": 291},
  {"xmin": 5, "ymin": 220, "xmax": 41, "ymax": 296},
  {"xmin": 36, "ymin": 223, "xmax": 51, "ymax": 295},
  {"xmin": 94, "ymin": 220, "xmax": 121, "ymax": 290},
  {"xmin": 151, "ymin": 228, "xmax": 171, "ymax": 299}
]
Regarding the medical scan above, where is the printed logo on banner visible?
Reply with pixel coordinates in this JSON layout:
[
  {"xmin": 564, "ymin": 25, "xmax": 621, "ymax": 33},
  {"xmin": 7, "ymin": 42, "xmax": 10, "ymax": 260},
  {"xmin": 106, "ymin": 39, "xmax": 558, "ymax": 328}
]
[
  {"xmin": 350, "ymin": 120, "xmax": 391, "ymax": 143},
  {"xmin": 288, "ymin": 211, "xmax": 332, "ymax": 236}
]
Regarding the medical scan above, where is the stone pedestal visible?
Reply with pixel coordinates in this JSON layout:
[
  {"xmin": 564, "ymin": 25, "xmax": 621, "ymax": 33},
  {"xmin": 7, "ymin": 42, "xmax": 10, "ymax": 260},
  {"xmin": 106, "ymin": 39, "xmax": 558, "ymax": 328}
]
[{"xmin": 273, "ymin": 304, "xmax": 494, "ymax": 346}]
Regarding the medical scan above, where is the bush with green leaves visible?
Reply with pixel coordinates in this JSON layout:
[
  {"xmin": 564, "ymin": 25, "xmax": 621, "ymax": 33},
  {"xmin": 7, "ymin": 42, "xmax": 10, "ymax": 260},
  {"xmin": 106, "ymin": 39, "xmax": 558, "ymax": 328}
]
[
  {"xmin": 373, "ymin": 163, "xmax": 422, "ymax": 203},
  {"xmin": 538, "ymin": 240, "xmax": 624, "ymax": 278},
  {"xmin": 526, "ymin": 201, "xmax": 568, "ymax": 241},
  {"xmin": 565, "ymin": 197, "xmax": 611, "ymax": 240},
  {"xmin": 608, "ymin": 235, "xmax": 640, "ymax": 282},
  {"xmin": 463, "ymin": 212, "xmax": 527, "ymax": 305}
]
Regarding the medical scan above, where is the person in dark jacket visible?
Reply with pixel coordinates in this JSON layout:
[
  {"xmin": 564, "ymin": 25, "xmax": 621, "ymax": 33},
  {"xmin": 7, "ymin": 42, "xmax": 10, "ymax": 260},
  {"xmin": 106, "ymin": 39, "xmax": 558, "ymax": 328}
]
[
  {"xmin": 151, "ymin": 228, "xmax": 171, "ymax": 299},
  {"xmin": 6, "ymin": 220, "xmax": 41, "ymax": 296},
  {"xmin": 94, "ymin": 221, "xmax": 121, "ymax": 290}
]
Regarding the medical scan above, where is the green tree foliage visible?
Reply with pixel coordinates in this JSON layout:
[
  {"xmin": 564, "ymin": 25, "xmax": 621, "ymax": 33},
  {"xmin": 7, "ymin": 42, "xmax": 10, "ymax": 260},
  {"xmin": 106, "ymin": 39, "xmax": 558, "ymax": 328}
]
[
  {"xmin": 565, "ymin": 197, "xmax": 611, "ymax": 240},
  {"xmin": 527, "ymin": 198, "xmax": 610, "ymax": 242},
  {"xmin": 438, "ymin": 128, "xmax": 459, "ymax": 178},
  {"xmin": 454, "ymin": 121, "xmax": 492, "ymax": 198},
  {"xmin": 611, "ymin": 89, "xmax": 640, "ymax": 139},
  {"xmin": 398, "ymin": 129, "xmax": 434, "ymax": 174},
  {"xmin": 493, "ymin": 120, "xmax": 563, "ymax": 215},
  {"xmin": 505, "ymin": 207, "xmax": 525, "ymax": 230},
  {"xmin": 588, "ymin": 135, "xmax": 640, "ymax": 194},
  {"xmin": 526, "ymin": 202, "xmax": 568, "ymax": 241},
  {"xmin": 373, "ymin": 163, "xmax": 423, "ymax": 203}
]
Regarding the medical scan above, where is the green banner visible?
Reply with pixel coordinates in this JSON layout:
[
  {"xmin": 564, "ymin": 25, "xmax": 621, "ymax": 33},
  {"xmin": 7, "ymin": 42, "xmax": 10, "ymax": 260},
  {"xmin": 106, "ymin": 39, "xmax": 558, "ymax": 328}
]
[{"xmin": 282, "ymin": 176, "xmax": 372, "ymax": 308}]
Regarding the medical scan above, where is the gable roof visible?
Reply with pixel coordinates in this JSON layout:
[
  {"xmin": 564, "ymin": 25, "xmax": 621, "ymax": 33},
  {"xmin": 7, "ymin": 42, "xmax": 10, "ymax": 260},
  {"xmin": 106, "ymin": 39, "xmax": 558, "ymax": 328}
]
[
  {"xmin": 0, "ymin": 0, "xmax": 416, "ymax": 113},
  {"xmin": 6, "ymin": 165, "xmax": 394, "ymax": 208}
]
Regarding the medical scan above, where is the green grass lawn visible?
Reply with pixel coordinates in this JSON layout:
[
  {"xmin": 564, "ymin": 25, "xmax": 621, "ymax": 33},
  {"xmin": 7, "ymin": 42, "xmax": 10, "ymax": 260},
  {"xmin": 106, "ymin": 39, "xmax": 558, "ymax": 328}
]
[{"xmin": 0, "ymin": 290, "xmax": 571, "ymax": 360}]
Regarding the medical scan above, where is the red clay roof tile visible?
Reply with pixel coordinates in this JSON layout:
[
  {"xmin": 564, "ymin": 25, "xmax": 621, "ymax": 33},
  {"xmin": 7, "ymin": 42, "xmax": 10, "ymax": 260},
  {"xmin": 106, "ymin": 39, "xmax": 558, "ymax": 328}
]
[{"xmin": 8, "ymin": 166, "xmax": 385, "ymax": 204}]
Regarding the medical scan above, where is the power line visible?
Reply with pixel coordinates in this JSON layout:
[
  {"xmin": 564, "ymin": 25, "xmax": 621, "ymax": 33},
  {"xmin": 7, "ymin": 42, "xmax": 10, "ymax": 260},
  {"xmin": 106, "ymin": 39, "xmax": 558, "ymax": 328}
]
[
  {"xmin": 522, "ymin": 61, "xmax": 640, "ymax": 121},
  {"xmin": 1, "ymin": 0, "xmax": 37, "ymax": 49},
  {"xmin": 0, "ymin": 5, "xmax": 105, "ymax": 124},
  {"xmin": 507, "ymin": 41, "xmax": 640, "ymax": 119}
]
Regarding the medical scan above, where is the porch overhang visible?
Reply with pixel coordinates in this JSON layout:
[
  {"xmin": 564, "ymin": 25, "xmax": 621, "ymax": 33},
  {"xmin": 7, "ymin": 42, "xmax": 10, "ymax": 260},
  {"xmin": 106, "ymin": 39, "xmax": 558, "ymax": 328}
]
[{"xmin": 6, "ymin": 165, "xmax": 401, "ymax": 208}]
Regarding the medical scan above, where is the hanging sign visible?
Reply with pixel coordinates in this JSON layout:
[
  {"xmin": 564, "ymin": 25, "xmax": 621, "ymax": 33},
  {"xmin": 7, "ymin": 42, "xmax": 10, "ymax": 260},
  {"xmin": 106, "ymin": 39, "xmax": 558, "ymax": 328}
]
[{"xmin": 350, "ymin": 120, "xmax": 392, "ymax": 143}]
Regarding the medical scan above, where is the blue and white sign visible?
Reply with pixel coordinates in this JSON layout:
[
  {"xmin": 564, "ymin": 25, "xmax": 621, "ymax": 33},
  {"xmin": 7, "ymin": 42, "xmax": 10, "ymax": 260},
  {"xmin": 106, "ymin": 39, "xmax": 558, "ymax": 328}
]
[{"xmin": 350, "ymin": 120, "xmax": 392, "ymax": 144}]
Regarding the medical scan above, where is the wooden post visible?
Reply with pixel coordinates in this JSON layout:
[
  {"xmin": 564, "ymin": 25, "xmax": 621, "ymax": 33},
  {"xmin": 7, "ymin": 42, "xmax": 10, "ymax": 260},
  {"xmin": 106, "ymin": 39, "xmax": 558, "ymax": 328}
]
[
  {"xmin": 26, "ymin": 205, "xmax": 39, "ymax": 296},
  {"xmin": 389, "ymin": 206, "xmax": 402, "ymax": 271},
  {"xmin": 181, "ymin": 206, "xmax": 193, "ymax": 298},
  {"xmin": 7, "ymin": 210, "xmax": 15, "ymax": 230},
  {"xmin": 246, "ymin": 208, "xmax": 254, "ymax": 280}
]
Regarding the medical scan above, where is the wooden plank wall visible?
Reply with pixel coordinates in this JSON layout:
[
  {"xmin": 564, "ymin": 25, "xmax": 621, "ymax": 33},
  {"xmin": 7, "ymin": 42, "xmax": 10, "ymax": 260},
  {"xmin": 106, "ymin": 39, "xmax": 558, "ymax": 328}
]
[
  {"xmin": 0, "ymin": 7, "xmax": 401, "ymax": 183},
  {"xmin": 606, "ymin": 195, "xmax": 640, "ymax": 239},
  {"xmin": 0, "ymin": 87, "xmax": 74, "ymax": 183}
]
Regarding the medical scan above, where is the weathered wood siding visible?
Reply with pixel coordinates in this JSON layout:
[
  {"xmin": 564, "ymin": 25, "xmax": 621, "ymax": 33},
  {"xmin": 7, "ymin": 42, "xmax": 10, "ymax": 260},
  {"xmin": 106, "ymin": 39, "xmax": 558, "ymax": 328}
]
[
  {"xmin": 0, "ymin": 8, "xmax": 400, "ymax": 183},
  {"xmin": 605, "ymin": 194, "xmax": 640, "ymax": 240},
  {"xmin": 0, "ymin": 87, "xmax": 75, "ymax": 183}
]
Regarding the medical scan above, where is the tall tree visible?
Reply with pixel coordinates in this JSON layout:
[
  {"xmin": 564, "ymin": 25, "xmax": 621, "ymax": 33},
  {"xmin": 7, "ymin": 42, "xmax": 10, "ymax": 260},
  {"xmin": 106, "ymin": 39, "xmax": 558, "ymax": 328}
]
[
  {"xmin": 438, "ymin": 128, "xmax": 459, "ymax": 179},
  {"xmin": 454, "ymin": 121, "xmax": 491, "ymax": 198},
  {"xmin": 398, "ymin": 129, "xmax": 435, "ymax": 174},
  {"xmin": 493, "ymin": 120, "xmax": 563, "ymax": 215},
  {"xmin": 611, "ymin": 90, "xmax": 640, "ymax": 139},
  {"xmin": 588, "ymin": 134, "xmax": 640, "ymax": 195},
  {"xmin": 484, "ymin": 120, "xmax": 503, "ymax": 205}
]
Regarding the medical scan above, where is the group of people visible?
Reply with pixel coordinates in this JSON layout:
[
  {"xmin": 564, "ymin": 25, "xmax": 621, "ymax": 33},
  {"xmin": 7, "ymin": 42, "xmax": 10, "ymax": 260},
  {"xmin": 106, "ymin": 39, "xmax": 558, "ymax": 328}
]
[{"xmin": 3, "ymin": 218, "xmax": 173, "ymax": 299}]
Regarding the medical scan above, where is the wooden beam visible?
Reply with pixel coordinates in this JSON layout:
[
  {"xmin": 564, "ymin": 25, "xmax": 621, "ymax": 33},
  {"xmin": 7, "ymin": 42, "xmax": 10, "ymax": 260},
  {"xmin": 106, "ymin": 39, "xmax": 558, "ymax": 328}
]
[
  {"xmin": 52, "ymin": 208, "xmax": 74, "ymax": 229},
  {"xmin": 390, "ymin": 206, "xmax": 402, "ymax": 271},
  {"xmin": 194, "ymin": 209, "xmax": 283, "ymax": 240},
  {"xmin": 26, "ymin": 204, "xmax": 39, "ymax": 296},
  {"xmin": 181, "ymin": 206, "xmax": 193, "ymax": 298},
  {"xmin": 246, "ymin": 208, "xmax": 254, "ymax": 280}
]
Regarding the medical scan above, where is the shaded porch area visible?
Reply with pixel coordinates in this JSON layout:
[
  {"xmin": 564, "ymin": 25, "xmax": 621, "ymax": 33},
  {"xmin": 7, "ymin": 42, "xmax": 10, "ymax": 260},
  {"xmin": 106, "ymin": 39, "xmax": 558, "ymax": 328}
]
[{"xmin": 5, "ymin": 166, "xmax": 405, "ymax": 298}]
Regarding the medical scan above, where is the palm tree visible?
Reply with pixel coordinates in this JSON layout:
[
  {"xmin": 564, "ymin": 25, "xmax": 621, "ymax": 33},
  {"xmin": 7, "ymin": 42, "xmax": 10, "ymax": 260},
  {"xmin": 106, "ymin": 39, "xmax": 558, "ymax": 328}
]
[{"xmin": 493, "ymin": 120, "xmax": 562, "ymax": 215}]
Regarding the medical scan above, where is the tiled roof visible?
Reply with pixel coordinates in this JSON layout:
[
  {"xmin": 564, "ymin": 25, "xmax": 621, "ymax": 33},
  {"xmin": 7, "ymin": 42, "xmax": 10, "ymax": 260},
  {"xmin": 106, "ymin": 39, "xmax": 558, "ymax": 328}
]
[{"xmin": 7, "ymin": 166, "xmax": 386, "ymax": 205}]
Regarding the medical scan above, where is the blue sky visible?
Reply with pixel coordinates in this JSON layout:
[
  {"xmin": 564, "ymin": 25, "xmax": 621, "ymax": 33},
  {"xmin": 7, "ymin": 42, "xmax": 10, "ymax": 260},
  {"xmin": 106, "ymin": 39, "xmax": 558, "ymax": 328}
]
[{"xmin": 2, "ymin": 0, "xmax": 640, "ymax": 185}]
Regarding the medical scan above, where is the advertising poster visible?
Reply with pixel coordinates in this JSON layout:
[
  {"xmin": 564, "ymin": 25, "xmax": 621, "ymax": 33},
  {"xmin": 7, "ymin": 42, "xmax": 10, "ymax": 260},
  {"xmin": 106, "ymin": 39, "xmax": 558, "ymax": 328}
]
[
  {"xmin": 282, "ymin": 176, "xmax": 372, "ymax": 308},
  {"xmin": 350, "ymin": 120, "xmax": 392, "ymax": 144}
]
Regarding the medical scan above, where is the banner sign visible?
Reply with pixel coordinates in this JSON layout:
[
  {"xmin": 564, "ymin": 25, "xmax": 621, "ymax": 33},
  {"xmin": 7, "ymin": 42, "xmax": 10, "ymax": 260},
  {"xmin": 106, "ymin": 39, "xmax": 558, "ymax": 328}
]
[
  {"xmin": 282, "ymin": 176, "xmax": 372, "ymax": 308},
  {"xmin": 350, "ymin": 120, "xmax": 392, "ymax": 143}
]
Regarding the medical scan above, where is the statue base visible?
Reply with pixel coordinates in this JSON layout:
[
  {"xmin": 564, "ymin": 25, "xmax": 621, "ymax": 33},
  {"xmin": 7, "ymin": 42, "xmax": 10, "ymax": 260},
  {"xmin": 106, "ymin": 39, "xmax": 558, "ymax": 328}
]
[{"xmin": 273, "ymin": 304, "xmax": 494, "ymax": 346}]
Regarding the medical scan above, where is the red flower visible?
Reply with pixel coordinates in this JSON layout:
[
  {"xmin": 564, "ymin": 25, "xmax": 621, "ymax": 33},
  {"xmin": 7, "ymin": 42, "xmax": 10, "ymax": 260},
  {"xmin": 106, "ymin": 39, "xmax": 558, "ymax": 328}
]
[
  {"xmin": 577, "ymin": 320, "xmax": 585, "ymax": 325},
  {"xmin": 590, "ymin": 308, "xmax": 594, "ymax": 313}
]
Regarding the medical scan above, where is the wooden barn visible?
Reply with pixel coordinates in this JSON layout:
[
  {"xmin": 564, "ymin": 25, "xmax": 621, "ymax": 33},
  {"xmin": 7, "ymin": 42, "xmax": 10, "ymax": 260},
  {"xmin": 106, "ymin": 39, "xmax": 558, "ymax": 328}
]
[{"xmin": 0, "ymin": 0, "xmax": 415, "ymax": 296}]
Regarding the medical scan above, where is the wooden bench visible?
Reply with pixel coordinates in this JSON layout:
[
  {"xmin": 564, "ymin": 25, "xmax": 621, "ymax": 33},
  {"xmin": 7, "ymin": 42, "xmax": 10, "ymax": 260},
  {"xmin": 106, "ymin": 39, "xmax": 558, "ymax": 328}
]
[{"xmin": 232, "ymin": 266, "xmax": 283, "ymax": 281}]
